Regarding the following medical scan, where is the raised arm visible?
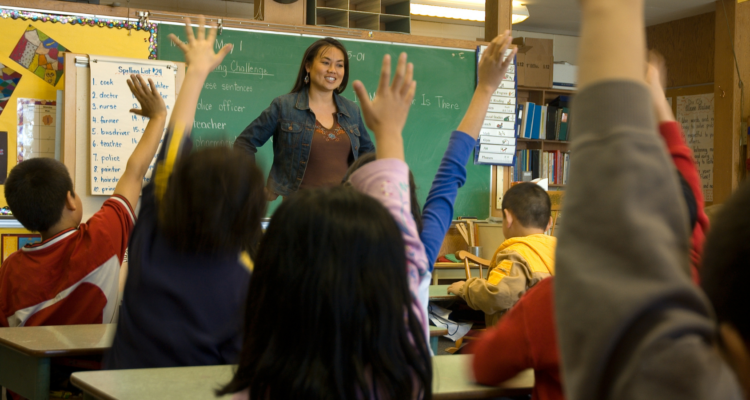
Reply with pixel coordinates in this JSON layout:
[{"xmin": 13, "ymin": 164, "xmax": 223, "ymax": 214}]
[
  {"xmin": 112, "ymin": 75, "xmax": 167, "ymax": 208},
  {"xmin": 350, "ymin": 53, "xmax": 430, "ymax": 339},
  {"xmin": 167, "ymin": 16, "xmax": 232, "ymax": 136},
  {"xmin": 457, "ymin": 32, "xmax": 517, "ymax": 137},
  {"xmin": 555, "ymin": 1, "xmax": 740, "ymax": 400},
  {"xmin": 421, "ymin": 32, "xmax": 517, "ymax": 265},
  {"xmin": 646, "ymin": 51, "xmax": 710, "ymax": 272}
]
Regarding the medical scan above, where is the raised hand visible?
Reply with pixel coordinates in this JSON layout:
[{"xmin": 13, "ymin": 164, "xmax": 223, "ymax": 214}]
[
  {"xmin": 478, "ymin": 31, "xmax": 517, "ymax": 93},
  {"xmin": 127, "ymin": 74, "xmax": 167, "ymax": 120},
  {"xmin": 168, "ymin": 16, "xmax": 232, "ymax": 75},
  {"xmin": 646, "ymin": 50, "xmax": 674, "ymax": 123},
  {"xmin": 352, "ymin": 52, "xmax": 416, "ymax": 160}
]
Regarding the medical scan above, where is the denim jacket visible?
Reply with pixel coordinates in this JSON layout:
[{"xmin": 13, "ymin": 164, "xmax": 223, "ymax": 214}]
[{"xmin": 234, "ymin": 87, "xmax": 375, "ymax": 196}]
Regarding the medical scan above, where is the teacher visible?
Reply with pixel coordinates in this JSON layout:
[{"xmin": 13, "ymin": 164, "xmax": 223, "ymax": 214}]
[{"xmin": 234, "ymin": 38, "xmax": 375, "ymax": 200}]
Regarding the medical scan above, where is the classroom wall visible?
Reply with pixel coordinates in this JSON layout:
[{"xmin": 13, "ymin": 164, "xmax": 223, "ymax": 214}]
[
  {"xmin": 0, "ymin": 12, "xmax": 152, "ymax": 210},
  {"xmin": 411, "ymin": 20, "xmax": 580, "ymax": 64},
  {"xmin": 646, "ymin": 12, "xmax": 715, "ymax": 88},
  {"xmin": 105, "ymin": 0, "xmax": 255, "ymax": 19}
]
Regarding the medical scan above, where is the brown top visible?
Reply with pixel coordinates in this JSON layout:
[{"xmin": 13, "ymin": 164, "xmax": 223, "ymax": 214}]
[{"xmin": 299, "ymin": 114, "xmax": 352, "ymax": 190}]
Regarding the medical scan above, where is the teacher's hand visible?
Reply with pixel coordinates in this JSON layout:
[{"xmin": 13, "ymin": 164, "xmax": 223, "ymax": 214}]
[
  {"xmin": 352, "ymin": 53, "xmax": 416, "ymax": 161},
  {"xmin": 264, "ymin": 187, "xmax": 279, "ymax": 201}
]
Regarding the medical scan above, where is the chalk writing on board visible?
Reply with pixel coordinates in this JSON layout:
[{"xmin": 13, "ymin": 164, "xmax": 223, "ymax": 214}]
[
  {"xmin": 347, "ymin": 51, "xmax": 365, "ymax": 61},
  {"xmin": 676, "ymin": 93, "xmax": 714, "ymax": 202},
  {"xmin": 89, "ymin": 55, "xmax": 176, "ymax": 196}
]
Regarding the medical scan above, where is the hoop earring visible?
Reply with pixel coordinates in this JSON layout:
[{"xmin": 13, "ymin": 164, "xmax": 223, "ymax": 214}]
[{"xmin": 304, "ymin": 73, "xmax": 310, "ymax": 84}]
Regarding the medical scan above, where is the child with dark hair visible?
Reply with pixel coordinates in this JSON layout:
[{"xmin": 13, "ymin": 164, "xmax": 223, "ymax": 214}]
[
  {"xmin": 700, "ymin": 183, "xmax": 750, "ymax": 397},
  {"xmin": 448, "ymin": 181, "xmax": 555, "ymax": 326},
  {"xmin": 342, "ymin": 32, "xmax": 518, "ymax": 328},
  {"xmin": 0, "ymin": 74, "xmax": 166, "ymax": 327},
  {"xmin": 219, "ymin": 52, "xmax": 432, "ymax": 400},
  {"xmin": 103, "ymin": 17, "xmax": 257, "ymax": 369},
  {"xmin": 554, "ymin": 0, "xmax": 745, "ymax": 398}
]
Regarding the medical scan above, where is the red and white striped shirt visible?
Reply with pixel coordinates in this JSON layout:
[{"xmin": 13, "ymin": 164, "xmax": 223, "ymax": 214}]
[{"xmin": 0, "ymin": 195, "xmax": 135, "ymax": 327}]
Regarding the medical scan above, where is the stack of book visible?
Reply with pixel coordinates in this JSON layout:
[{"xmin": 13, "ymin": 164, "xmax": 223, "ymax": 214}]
[
  {"xmin": 475, "ymin": 45, "xmax": 517, "ymax": 166},
  {"xmin": 517, "ymin": 96, "xmax": 571, "ymax": 141},
  {"xmin": 514, "ymin": 149, "xmax": 571, "ymax": 185}
]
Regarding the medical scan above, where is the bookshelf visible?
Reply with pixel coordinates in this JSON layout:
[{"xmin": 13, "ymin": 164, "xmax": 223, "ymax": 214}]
[
  {"xmin": 307, "ymin": 0, "xmax": 411, "ymax": 33},
  {"xmin": 490, "ymin": 86, "xmax": 576, "ymax": 218}
]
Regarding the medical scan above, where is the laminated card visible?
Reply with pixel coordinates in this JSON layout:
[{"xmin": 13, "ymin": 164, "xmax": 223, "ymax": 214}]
[{"xmin": 89, "ymin": 55, "xmax": 176, "ymax": 196}]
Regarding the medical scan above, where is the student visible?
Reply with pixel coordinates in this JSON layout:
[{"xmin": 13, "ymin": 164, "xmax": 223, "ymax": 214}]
[
  {"xmin": 218, "ymin": 52, "xmax": 431, "ymax": 400},
  {"xmin": 468, "ymin": 53, "xmax": 709, "ymax": 400},
  {"xmin": 646, "ymin": 50, "xmax": 710, "ymax": 282},
  {"xmin": 0, "ymin": 75, "xmax": 166, "ymax": 327},
  {"xmin": 447, "ymin": 182, "xmax": 555, "ymax": 326},
  {"xmin": 555, "ymin": 0, "xmax": 745, "ymax": 398},
  {"xmin": 342, "ymin": 32, "xmax": 519, "ymax": 324},
  {"xmin": 104, "ymin": 17, "xmax": 259, "ymax": 369}
]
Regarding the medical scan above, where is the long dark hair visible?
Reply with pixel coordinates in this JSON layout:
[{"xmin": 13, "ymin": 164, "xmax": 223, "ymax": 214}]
[
  {"xmin": 290, "ymin": 37, "xmax": 350, "ymax": 95},
  {"xmin": 159, "ymin": 147, "xmax": 266, "ymax": 257},
  {"xmin": 343, "ymin": 152, "xmax": 423, "ymax": 233},
  {"xmin": 217, "ymin": 186, "xmax": 432, "ymax": 399}
]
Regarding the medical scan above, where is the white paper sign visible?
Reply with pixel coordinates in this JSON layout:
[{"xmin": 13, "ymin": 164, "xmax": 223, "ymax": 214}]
[
  {"xmin": 89, "ymin": 55, "xmax": 176, "ymax": 196},
  {"xmin": 676, "ymin": 93, "xmax": 714, "ymax": 202}
]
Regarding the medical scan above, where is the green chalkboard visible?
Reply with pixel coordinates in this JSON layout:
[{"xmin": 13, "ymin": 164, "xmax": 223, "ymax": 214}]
[{"xmin": 157, "ymin": 24, "xmax": 489, "ymax": 218}]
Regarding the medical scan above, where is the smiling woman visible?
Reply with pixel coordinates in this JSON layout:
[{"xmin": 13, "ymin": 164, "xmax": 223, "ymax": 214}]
[{"xmin": 234, "ymin": 38, "xmax": 375, "ymax": 200}]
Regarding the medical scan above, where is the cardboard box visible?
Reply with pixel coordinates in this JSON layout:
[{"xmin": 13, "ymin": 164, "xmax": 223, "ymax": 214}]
[
  {"xmin": 553, "ymin": 62, "xmax": 577, "ymax": 90},
  {"xmin": 512, "ymin": 37, "xmax": 553, "ymax": 88}
]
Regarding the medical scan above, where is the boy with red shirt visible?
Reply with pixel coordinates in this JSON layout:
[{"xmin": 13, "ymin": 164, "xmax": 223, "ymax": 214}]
[
  {"xmin": 0, "ymin": 75, "xmax": 166, "ymax": 327},
  {"xmin": 470, "ymin": 53, "xmax": 708, "ymax": 400}
]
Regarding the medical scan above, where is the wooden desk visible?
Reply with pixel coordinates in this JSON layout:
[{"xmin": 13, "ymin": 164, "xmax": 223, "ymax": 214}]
[
  {"xmin": 432, "ymin": 355, "xmax": 533, "ymax": 399},
  {"xmin": 71, "ymin": 355, "xmax": 532, "ymax": 400},
  {"xmin": 0, "ymin": 324, "xmax": 115, "ymax": 400},
  {"xmin": 430, "ymin": 284, "xmax": 458, "ymax": 301}
]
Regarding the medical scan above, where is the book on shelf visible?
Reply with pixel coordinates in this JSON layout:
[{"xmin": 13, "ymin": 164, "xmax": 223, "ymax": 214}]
[
  {"xmin": 514, "ymin": 100, "xmax": 571, "ymax": 142},
  {"xmin": 546, "ymin": 105, "xmax": 559, "ymax": 140},
  {"xmin": 559, "ymin": 107, "xmax": 570, "ymax": 141},
  {"xmin": 514, "ymin": 149, "xmax": 571, "ymax": 185}
]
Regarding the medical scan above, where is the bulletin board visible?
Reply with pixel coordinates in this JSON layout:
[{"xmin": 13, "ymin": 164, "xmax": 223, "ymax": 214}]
[{"xmin": 0, "ymin": 7, "xmax": 155, "ymax": 209}]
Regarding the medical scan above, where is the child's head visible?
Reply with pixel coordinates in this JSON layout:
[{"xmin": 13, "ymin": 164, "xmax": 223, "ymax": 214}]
[
  {"xmin": 501, "ymin": 182, "xmax": 552, "ymax": 239},
  {"xmin": 159, "ymin": 146, "xmax": 266, "ymax": 256},
  {"xmin": 4, "ymin": 158, "xmax": 81, "ymax": 233},
  {"xmin": 343, "ymin": 152, "xmax": 423, "ymax": 233},
  {"xmin": 219, "ymin": 185, "xmax": 431, "ymax": 399},
  {"xmin": 700, "ymin": 181, "xmax": 750, "ymax": 393}
]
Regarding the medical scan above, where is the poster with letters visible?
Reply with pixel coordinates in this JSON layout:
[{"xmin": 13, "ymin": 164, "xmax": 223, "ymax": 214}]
[
  {"xmin": 89, "ymin": 55, "xmax": 176, "ymax": 196},
  {"xmin": 676, "ymin": 93, "xmax": 714, "ymax": 202}
]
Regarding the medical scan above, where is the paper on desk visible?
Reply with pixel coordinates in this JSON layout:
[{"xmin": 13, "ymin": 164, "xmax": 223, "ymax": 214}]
[{"xmin": 428, "ymin": 303, "xmax": 472, "ymax": 341}]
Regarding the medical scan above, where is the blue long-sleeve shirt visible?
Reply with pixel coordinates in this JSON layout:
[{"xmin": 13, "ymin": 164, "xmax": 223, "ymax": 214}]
[{"xmin": 420, "ymin": 130, "xmax": 476, "ymax": 271}]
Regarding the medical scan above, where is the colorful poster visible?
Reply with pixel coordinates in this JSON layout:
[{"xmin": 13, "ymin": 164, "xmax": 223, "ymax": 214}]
[
  {"xmin": 16, "ymin": 99, "xmax": 56, "ymax": 163},
  {"xmin": 0, "ymin": 131, "xmax": 7, "ymax": 184},
  {"xmin": 0, "ymin": 63, "xmax": 22, "ymax": 117},
  {"xmin": 9, "ymin": 25, "xmax": 67, "ymax": 86}
]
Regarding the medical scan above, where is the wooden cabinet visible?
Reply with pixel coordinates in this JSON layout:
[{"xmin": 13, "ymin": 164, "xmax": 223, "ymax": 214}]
[{"xmin": 307, "ymin": 0, "xmax": 410, "ymax": 33}]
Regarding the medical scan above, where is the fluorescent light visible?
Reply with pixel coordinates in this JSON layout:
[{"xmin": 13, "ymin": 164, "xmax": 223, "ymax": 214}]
[
  {"xmin": 411, "ymin": 3, "xmax": 485, "ymax": 21},
  {"xmin": 512, "ymin": 4, "xmax": 529, "ymax": 24},
  {"xmin": 411, "ymin": 1, "xmax": 529, "ymax": 24}
]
